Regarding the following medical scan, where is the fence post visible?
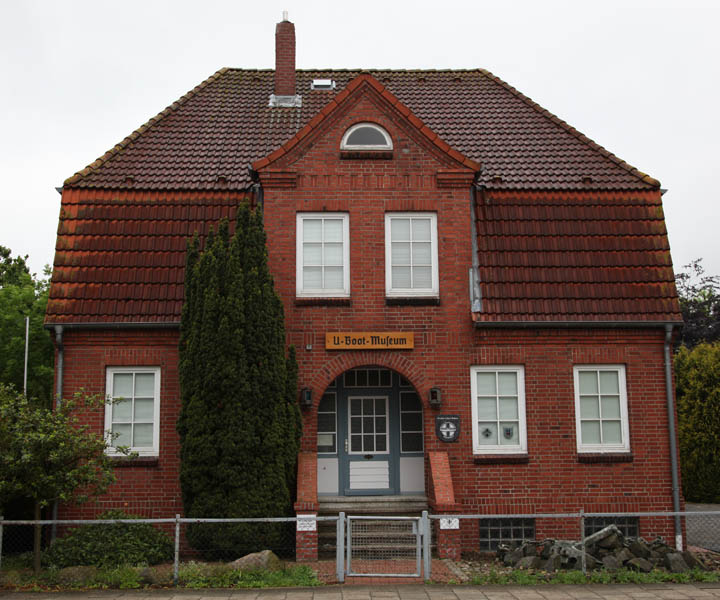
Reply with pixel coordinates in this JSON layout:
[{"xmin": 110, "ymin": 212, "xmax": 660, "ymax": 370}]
[
  {"xmin": 579, "ymin": 509, "xmax": 586, "ymax": 576},
  {"xmin": 0, "ymin": 515, "xmax": 4, "ymax": 572},
  {"xmin": 173, "ymin": 514, "xmax": 180, "ymax": 586},
  {"xmin": 422, "ymin": 510, "xmax": 431, "ymax": 581},
  {"xmin": 336, "ymin": 512, "xmax": 345, "ymax": 584}
]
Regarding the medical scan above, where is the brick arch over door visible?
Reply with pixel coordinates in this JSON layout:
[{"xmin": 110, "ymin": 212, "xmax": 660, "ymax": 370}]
[{"xmin": 308, "ymin": 351, "xmax": 429, "ymax": 406}]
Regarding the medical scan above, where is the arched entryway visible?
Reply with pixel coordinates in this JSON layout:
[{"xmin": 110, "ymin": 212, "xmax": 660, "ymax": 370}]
[{"xmin": 316, "ymin": 366, "xmax": 424, "ymax": 496}]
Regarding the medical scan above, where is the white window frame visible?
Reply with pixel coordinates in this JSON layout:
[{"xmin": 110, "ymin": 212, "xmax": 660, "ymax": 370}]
[
  {"xmin": 105, "ymin": 366, "xmax": 161, "ymax": 456},
  {"xmin": 385, "ymin": 212, "xmax": 439, "ymax": 297},
  {"xmin": 340, "ymin": 122, "xmax": 393, "ymax": 150},
  {"xmin": 470, "ymin": 366, "xmax": 527, "ymax": 454},
  {"xmin": 573, "ymin": 365, "xmax": 630, "ymax": 454},
  {"xmin": 296, "ymin": 213, "xmax": 350, "ymax": 298}
]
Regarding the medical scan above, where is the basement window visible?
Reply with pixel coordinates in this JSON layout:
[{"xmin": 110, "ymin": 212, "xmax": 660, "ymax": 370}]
[
  {"xmin": 479, "ymin": 518, "xmax": 535, "ymax": 551},
  {"xmin": 311, "ymin": 78, "xmax": 335, "ymax": 90},
  {"xmin": 341, "ymin": 122, "xmax": 393, "ymax": 151}
]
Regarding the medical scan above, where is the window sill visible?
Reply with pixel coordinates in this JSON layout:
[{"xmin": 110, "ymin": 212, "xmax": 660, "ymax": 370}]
[
  {"xmin": 295, "ymin": 297, "xmax": 352, "ymax": 307},
  {"xmin": 108, "ymin": 456, "xmax": 159, "ymax": 468},
  {"xmin": 577, "ymin": 452, "xmax": 633, "ymax": 463},
  {"xmin": 386, "ymin": 296, "xmax": 440, "ymax": 306},
  {"xmin": 473, "ymin": 454, "xmax": 529, "ymax": 465},
  {"xmin": 340, "ymin": 150, "xmax": 393, "ymax": 160}
]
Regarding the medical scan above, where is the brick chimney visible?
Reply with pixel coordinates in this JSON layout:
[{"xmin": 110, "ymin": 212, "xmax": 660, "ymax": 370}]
[{"xmin": 270, "ymin": 13, "xmax": 301, "ymax": 107}]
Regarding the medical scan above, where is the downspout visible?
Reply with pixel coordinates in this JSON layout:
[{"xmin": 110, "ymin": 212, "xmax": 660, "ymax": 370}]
[
  {"xmin": 469, "ymin": 184, "xmax": 482, "ymax": 312},
  {"xmin": 51, "ymin": 325, "xmax": 64, "ymax": 540},
  {"xmin": 664, "ymin": 323, "xmax": 682, "ymax": 549}
]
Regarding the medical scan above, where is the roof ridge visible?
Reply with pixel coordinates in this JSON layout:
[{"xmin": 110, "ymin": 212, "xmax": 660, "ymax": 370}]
[
  {"xmin": 478, "ymin": 69, "xmax": 660, "ymax": 188},
  {"xmin": 64, "ymin": 68, "xmax": 230, "ymax": 187}
]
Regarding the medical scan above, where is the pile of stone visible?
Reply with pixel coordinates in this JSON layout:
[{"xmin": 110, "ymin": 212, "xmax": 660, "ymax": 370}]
[{"xmin": 497, "ymin": 525, "xmax": 708, "ymax": 573}]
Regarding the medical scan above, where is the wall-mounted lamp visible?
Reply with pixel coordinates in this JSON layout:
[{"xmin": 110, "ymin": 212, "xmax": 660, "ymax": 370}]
[
  {"xmin": 300, "ymin": 388, "xmax": 313, "ymax": 408},
  {"xmin": 429, "ymin": 387, "xmax": 442, "ymax": 409}
]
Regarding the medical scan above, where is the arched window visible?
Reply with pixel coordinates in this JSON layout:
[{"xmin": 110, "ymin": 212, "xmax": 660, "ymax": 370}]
[{"xmin": 341, "ymin": 122, "xmax": 393, "ymax": 151}]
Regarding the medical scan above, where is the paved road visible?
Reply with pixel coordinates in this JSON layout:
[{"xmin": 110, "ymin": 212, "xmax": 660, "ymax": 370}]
[{"xmin": 3, "ymin": 585, "xmax": 720, "ymax": 600}]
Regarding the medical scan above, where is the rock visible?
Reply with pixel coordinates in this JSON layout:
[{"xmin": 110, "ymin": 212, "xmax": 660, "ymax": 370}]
[
  {"xmin": 598, "ymin": 532, "xmax": 621, "ymax": 550},
  {"xmin": 543, "ymin": 554, "xmax": 563, "ymax": 572},
  {"xmin": 516, "ymin": 556, "xmax": 542, "ymax": 569},
  {"xmin": 627, "ymin": 557, "xmax": 653, "ymax": 573},
  {"xmin": 615, "ymin": 547, "xmax": 634, "ymax": 564},
  {"xmin": 602, "ymin": 555, "xmax": 620, "ymax": 571},
  {"xmin": 56, "ymin": 565, "xmax": 100, "ymax": 584},
  {"xmin": 628, "ymin": 539, "xmax": 651, "ymax": 559},
  {"xmin": 229, "ymin": 549, "xmax": 281, "ymax": 572},
  {"xmin": 539, "ymin": 540, "xmax": 555, "ymax": 559},
  {"xmin": 503, "ymin": 546, "xmax": 524, "ymax": 567},
  {"xmin": 682, "ymin": 550, "xmax": 707, "ymax": 571},
  {"xmin": 664, "ymin": 553, "xmax": 689, "ymax": 573},
  {"xmin": 583, "ymin": 525, "xmax": 623, "ymax": 548},
  {"xmin": 523, "ymin": 541, "xmax": 539, "ymax": 557}
]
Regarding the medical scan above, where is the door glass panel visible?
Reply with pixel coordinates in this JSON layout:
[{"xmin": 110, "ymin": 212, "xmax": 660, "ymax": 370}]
[
  {"xmin": 350, "ymin": 417, "xmax": 361, "ymax": 433},
  {"xmin": 402, "ymin": 432, "xmax": 423, "ymax": 452},
  {"xmin": 376, "ymin": 436, "xmax": 387, "ymax": 451},
  {"xmin": 351, "ymin": 435, "xmax": 362, "ymax": 451},
  {"xmin": 401, "ymin": 393, "xmax": 421, "ymax": 411},
  {"xmin": 375, "ymin": 398, "xmax": 385, "ymax": 413},
  {"xmin": 363, "ymin": 416, "xmax": 374, "ymax": 432},
  {"xmin": 376, "ymin": 416, "xmax": 386, "ymax": 433},
  {"xmin": 350, "ymin": 398, "xmax": 361, "ymax": 415},
  {"xmin": 401, "ymin": 412, "xmax": 422, "ymax": 431},
  {"xmin": 363, "ymin": 398, "xmax": 374, "ymax": 414},
  {"xmin": 363, "ymin": 435, "xmax": 375, "ymax": 451}
]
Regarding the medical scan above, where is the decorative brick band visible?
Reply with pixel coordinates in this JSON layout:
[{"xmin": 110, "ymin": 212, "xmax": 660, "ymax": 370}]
[{"xmin": 578, "ymin": 453, "xmax": 634, "ymax": 463}]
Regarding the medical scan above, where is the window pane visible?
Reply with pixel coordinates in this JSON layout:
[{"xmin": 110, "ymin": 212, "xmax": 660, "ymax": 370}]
[
  {"xmin": 477, "ymin": 397, "xmax": 497, "ymax": 420},
  {"xmin": 324, "ymin": 243, "xmax": 343, "ymax": 265},
  {"xmin": 391, "ymin": 218, "xmax": 410, "ymax": 241},
  {"xmin": 375, "ymin": 398, "xmax": 385, "ymax": 414},
  {"xmin": 412, "ymin": 266, "xmax": 432, "ymax": 289},
  {"xmin": 599, "ymin": 371, "xmax": 620, "ymax": 394},
  {"xmin": 350, "ymin": 398, "xmax": 361, "ymax": 414},
  {"xmin": 412, "ymin": 242, "xmax": 431, "ymax": 264},
  {"xmin": 401, "ymin": 393, "xmax": 421, "ymax": 411},
  {"xmin": 581, "ymin": 421, "xmax": 601, "ymax": 444},
  {"xmin": 323, "ymin": 266, "xmax": 343, "ymax": 289},
  {"xmin": 499, "ymin": 397, "xmax": 518, "ymax": 419},
  {"xmin": 376, "ymin": 436, "xmax": 387, "ymax": 451},
  {"xmin": 363, "ymin": 435, "xmax": 375, "ymax": 451},
  {"xmin": 303, "ymin": 243, "xmax": 322, "ymax": 265},
  {"xmin": 498, "ymin": 372, "xmax": 517, "ymax": 395},
  {"xmin": 363, "ymin": 416, "xmax": 374, "ymax": 432},
  {"xmin": 317, "ymin": 433, "xmax": 335, "ymax": 451},
  {"xmin": 578, "ymin": 371, "xmax": 598, "ymax": 394},
  {"xmin": 402, "ymin": 412, "xmax": 422, "ymax": 431},
  {"xmin": 133, "ymin": 424, "xmax": 154, "ymax": 447},
  {"xmin": 356, "ymin": 370, "xmax": 367, "ymax": 386},
  {"xmin": 402, "ymin": 433, "xmax": 423, "ymax": 452},
  {"xmin": 363, "ymin": 398, "xmax": 374, "ymax": 414},
  {"xmin": 392, "ymin": 242, "xmax": 411, "ymax": 265},
  {"xmin": 499, "ymin": 422, "xmax": 519, "ymax": 445},
  {"xmin": 580, "ymin": 396, "xmax": 600, "ymax": 419},
  {"xmin": 351, "ymin": 435, "xmax": 361, "ymax": 451},
  {"xmin": 476, "ymin": 372, "xmax": 496, "ymax": 395},
  {"xmin": 478, "ymin": 422, "xmax": 498, "ymax": 445},
  {"xmin": 303, "ymin": 219, "xmax": 322, "ymax": 242},
  {"xmin": 392, "ymin": 266, "xmax": 411, "ymax": 288},
  {"xmin": 601, "ymin": 396, "xmax": 621, "ymax": 419},
  {"xmin": 376, "ymin": 416, "xmax": 386, "ymax": 434},
  {"xmin": 113, "ymin": 373, "xmax": 133, "ymax": 398},
  {"xmin": 380, "ymin": 370, "xmax": 391, "ymax": 386},
  {"xmin": 303, "ymin": 266, "xmax": 322, "ymax": 289},
  {"xmin": 412, "ymin": 219, "xmax": 431, "ymax": 241},
  {"xmin": 134, "ymin": 398, "xmax": 154, "ymax": 421},
  {"xmin": 318, "ymin": 413, "xmax": 335, "ymax": 432},
  {"xmin": 112, "ymin": 423, "xmax": 131, "ymax": 447},
  {"xmin": 324, "ymin": 219, "xmax": 343, "ymax": 242},
  {"xmin": 112, "ymin": 398, "xmax": 132, "ymax": 421},
  {"xmin": 318, "ymin": 394, "xmax": 336, "ymax": 412},
  {"xmin": 134, "ymin": 373, "xmax": 155, "ymax": 397},
  {"xmin": 350, "ymin": 417, "xmax": 361, "ymax": 433},
  {"xmin": 347, "ymin": 126, "xmax": 387, "ymax": 146},
  {"xmin": 368, "ymin": 370, "xmax": 379, "ymax": 386},
  {"xmin": 602, "ymin": 421, "xmax": 623, "ymax": 444}
]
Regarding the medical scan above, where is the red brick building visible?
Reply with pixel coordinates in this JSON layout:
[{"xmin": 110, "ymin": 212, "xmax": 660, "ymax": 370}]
[{"xmin": 46, "ymin": 17, "xmax": 684, "ymax": 558}]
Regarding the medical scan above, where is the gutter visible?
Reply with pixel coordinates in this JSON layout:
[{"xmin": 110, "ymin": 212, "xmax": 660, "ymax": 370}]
[
  {"xmin": 52, "ymin": 325, "xmax": 64, "ymax": 541},
  {"xmin": 44, "ymin": 322, "xmax": 180, "ymax": 331},
  {"xmin": 664, "ymin": 323, "xmax": 682, "ymax": 549},
  {"xmin": 469, "ymin": 185, "xmax": 482, "ymax": 312},
  {"xmin": 474, "ymin": 320, "xmax": 683, "ymax": 330}
]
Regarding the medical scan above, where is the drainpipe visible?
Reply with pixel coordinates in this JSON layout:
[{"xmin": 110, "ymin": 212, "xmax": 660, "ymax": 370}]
[
  {"xmin": 469, "ymin": 185, "xmax": 482, "ymax": 312},
  {"xmin": 664, "ymin": 323, "xmax": 682, "ymax": 549},
  {"xmin": 51, "ymin": 325, "xmax": 64, "ymax": 540}
]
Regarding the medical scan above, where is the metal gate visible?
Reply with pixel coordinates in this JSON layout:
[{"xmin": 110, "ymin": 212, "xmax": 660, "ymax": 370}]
[{"xmin": 340, "ymin": 512, "xmax": 430, "ymax": 579}]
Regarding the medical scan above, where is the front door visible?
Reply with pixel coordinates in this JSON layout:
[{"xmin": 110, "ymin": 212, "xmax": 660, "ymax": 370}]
[{"xmin": 345, "ymin": 395, "xmax": 392, "ymax": 494}]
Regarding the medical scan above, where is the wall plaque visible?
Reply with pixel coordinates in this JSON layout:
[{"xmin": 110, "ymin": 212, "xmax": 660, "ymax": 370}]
[
  {"xmin": 296, "ymin": 514, "xmax": 317, "ymax": 532},
  {"xmin": 435, "ymin": 415, "xmax": 460, "ymax": 442},
  {"xmin": 325, "ymin": 332, "xmax": 414, "ymax": 350}
]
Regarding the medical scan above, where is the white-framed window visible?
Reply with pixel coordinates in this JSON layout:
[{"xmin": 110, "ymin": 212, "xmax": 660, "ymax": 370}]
[
  {"xmin": 385, "ymin": 213, "xmax": 439, "ymax": 297},
  {"xmin": 470, "ymin": 366, "xmax": 527, "ymax": 454},
  {"xmin": 573, "ymin": 365, "xmax": 630, "ymax": 453},
  {"xmin": 340, "ymin": 122, "xmax": 393, "ymax": 150},
  {"xmin": 296, "ymin": 213, "xmax": 350, "ymax": 297},
  {"xmin": 105, "ymin": 367, "xmax": 161, "ymax": 456}
]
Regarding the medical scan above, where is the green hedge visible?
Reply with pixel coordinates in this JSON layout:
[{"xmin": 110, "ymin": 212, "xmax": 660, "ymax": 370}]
[{"xmin": 43, "ymin": 510, "xmax": 173, "ymax": 568}]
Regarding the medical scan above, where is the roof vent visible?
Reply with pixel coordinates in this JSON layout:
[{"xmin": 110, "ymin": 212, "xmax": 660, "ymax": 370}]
[{"xmin": 311, "ymin": 79, "xmax": 336, "ymax": 90}]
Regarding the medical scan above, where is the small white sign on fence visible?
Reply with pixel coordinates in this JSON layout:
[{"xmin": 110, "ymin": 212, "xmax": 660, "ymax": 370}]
[
  {"xmin": 296, "ymin": 514, "xmax": 317, "ymax": 532},
  {"xmin": 439, "ymin": 517, "xmax": 459, "ymax": 530}
]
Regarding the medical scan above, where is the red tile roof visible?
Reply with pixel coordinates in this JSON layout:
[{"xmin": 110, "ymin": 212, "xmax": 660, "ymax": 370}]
[
  {"xmin": 64, "ymin": 69, "xmax": 658, "ymax": 192},
  {"xmin": 474, "ymin": 189, "xmax": 681, "ymax": 323}
]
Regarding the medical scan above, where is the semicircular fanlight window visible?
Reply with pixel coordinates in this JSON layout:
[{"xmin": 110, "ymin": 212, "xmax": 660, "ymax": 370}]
[{"xmin": 341, "ymin": 123, "xmax": 392, "ymax": 150}]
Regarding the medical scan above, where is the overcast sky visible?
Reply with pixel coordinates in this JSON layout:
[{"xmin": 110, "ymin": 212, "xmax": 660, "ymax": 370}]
[{"xmin": 1, "ymin": 0, "xmax": 718, "ymax": 280}]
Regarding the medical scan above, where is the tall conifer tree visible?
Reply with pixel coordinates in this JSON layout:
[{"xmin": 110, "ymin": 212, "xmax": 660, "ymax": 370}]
[{"xmin": 177, "ymin": 203, "xmax": 301, "ymax": 558}]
